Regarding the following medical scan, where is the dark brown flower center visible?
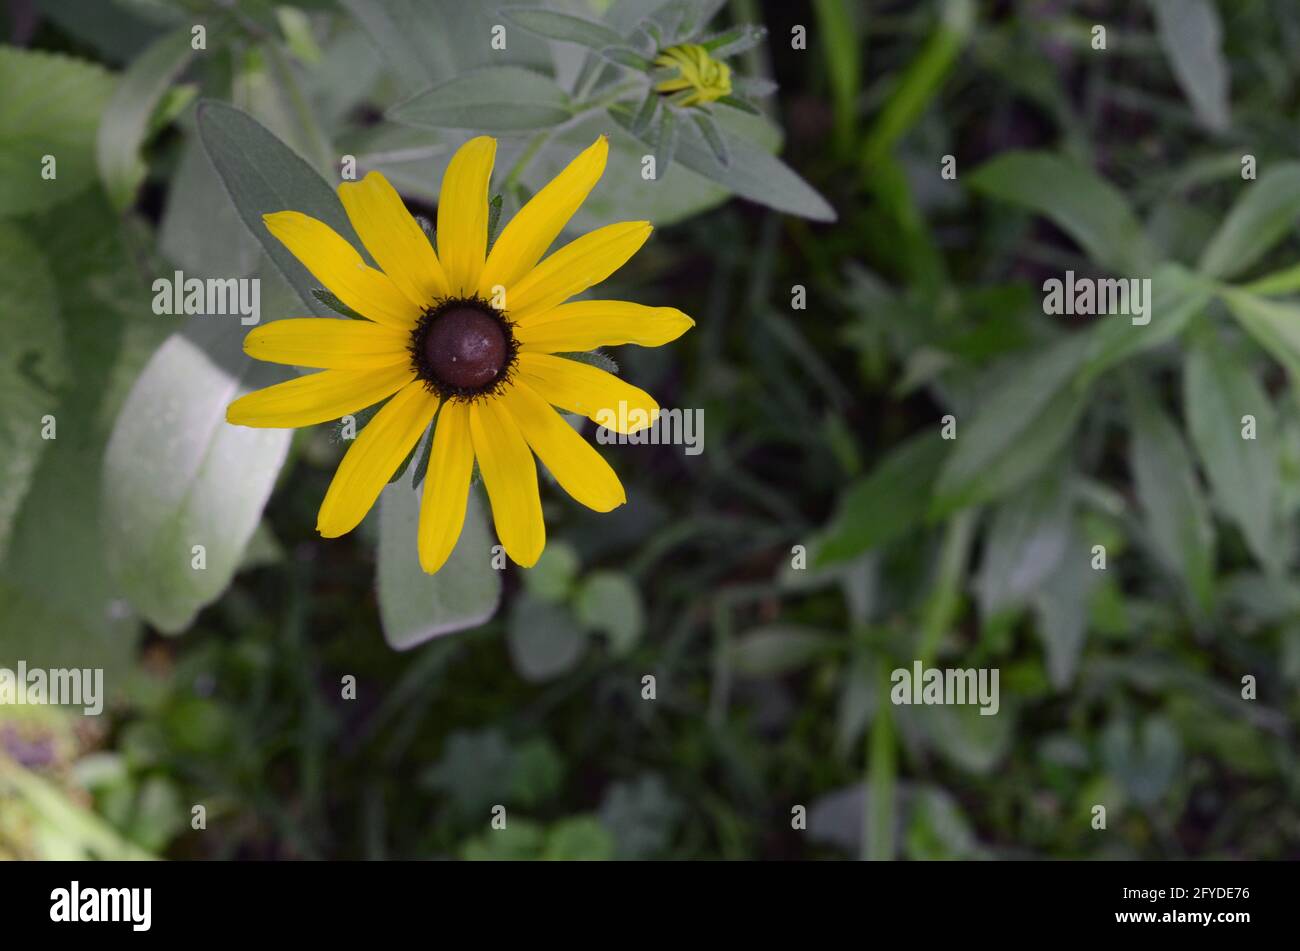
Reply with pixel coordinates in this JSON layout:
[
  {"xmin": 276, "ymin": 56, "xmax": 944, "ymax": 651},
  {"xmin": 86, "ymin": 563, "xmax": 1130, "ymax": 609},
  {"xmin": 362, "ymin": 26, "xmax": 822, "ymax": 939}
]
[{"xmin": 411, "ymin": 297, "xmax": 516, "ymax": 399}]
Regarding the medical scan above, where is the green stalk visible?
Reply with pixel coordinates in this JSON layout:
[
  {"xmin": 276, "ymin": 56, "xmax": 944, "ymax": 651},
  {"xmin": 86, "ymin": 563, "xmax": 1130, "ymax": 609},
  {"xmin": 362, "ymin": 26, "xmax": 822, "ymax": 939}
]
[
  {"xmin": 501, "ymin": 129, "xmax": 553, "ymax": 195},
  {"xmin": 865, "ymin": 663, "xmax": 896, "ymax": 860}
]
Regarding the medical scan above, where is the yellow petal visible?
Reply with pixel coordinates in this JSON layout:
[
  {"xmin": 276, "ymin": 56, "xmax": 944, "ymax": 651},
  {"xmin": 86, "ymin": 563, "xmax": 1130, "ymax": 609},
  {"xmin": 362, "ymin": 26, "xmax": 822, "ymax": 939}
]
[
  {"xmin": 437, "ymin": 136, "xmax": 496, "ymax": 297},
  {"xmin": 505, "ymin": 221, "xmax": 652, "ymax": 321},
  {"xmin": 501, "ymin": 382, "xmax": 625, "ymax": 513},
  {"xmin": 226, "ymin": 364, "xmax": 414, "ymax": 428},
  {"xmin": 317, "ymin": 381, "xmax": 439, "ymax": 537},
  {"xmin": 516, "ymin": 300, "xmax": 695, "ymax": 352},
  {"xmin": 654, "ymin": 78, "xmax": 692, "ymax": 93},
  {"xmin": 515, "ymin": 353, "xmax": 658, "ymax": 434},
  {"xmin": 469, "ymin": 397, "xmax": 545, "ymax": 567},
  {"xmin": 243, "ymin": 318, "xmax": 412, "ymax": 369},
  {"xmin": 264, "ymin": 211, "xmax": 421, "ymax": 330},
  {"xmin": 337, "ymin": 170, "xmax": 449, "ymax": 309},
  {"xmin": 479, "ymin": 136, "xmax": 608, "ymax": 297},
  {"xmin": 417, "ymin": 401, "xmax": 474, "ymax": 574}
]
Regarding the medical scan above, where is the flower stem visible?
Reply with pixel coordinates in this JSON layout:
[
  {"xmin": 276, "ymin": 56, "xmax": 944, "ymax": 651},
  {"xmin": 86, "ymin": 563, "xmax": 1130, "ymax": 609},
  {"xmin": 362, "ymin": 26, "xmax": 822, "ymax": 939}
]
[
  {"xmin": 502, "ymin": 130, "xmax": 552, "ymax": 195},
  {"xmin": 865, "ymin": 671, "xmax": 897, "ymax": 861}
]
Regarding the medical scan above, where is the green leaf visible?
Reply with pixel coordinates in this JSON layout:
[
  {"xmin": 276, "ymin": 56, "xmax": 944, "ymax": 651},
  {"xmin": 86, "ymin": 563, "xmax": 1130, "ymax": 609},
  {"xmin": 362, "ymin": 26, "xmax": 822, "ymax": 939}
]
[
  {"xmin": 31, "ymin": 0, "xmax": 168, "ymax": 66},
  {"xmin": 1102, "ymin": 717, "xmax": 1181, "ymax": 807},
  {"xmin": 486, "ymin": 193, "xmax": 504, "ymax": 248},
  {"xmin": 630, "ymin": 89, "xmax": 659, "ymax": 135},
  {"xmin": 1149, "ymin": 0, "xmax": 1229, "ymax": 134},
  {"xmin": 95, "ymin": 28, "xmax": 195, "ymax": 211},
  {"xmin": 1029, "ymin": 526, "xmax": 1098, "ymax": 689},
  {"xmin": 612, "ymin": 103, "xmax": 836, "ymax": 221},
  {"xmin": 311, "ymin": 287, "xmax": 367, "ymax": 321},
  {"xmin": 542, "ymin": 816, "xmax": 615, "ymax": 860},
  {"xmin": 906, "ymin": 787, "xmax": 983, "ymax": 860},
  {"xmin": 502, "ymin": 7, "xmax": 626, "ymax": 50},
  {"xmin": 0, "ymin": 47, "xmax": 115, "ymax": 216},
  {"xmin": 409, "ymin": 410, "xmax": 438, "ymax": 487},
  {"xmin": 276, "ymin": 6, "xmax": 324, "ymax": 65},
  {"xmin": 507, "ymin": 592, "xmax": 587, "ymax": 682},
  {"xmin": 102, "ymin": 325, "xmax": 292, "ymax": 633},
  {"xmin": 1079, "ymin": 263, "xmax": 1214, "ymax": 386},
  {"xmin": 533, "ymin": 110, "xmax": 735, "ymax": 228},
  {"xmin": 461, "ymin": 820, "xmax": 546, "ymax": 860},
  {"xmin": 1223, "ymin": 289, "xmax": 1300, "ymax": 383},
  {"xmin": 648, "ymin": 0, "xmax": 700, "ymax": 42},
  {"xmin": 509, "ymin": 738, "xmax": 564, "ymax": 807},
  {"xmin": 386, "ymin": 423, "xmax": 425, "ymax": 484},
  {"xmin": 1197, "ymin": 163, "xmax": 1300, "ymax": 280},
  {"xmin": 968, "ymin": 150, "xmax": 1156, "ymax": 273},
  {"xmin": 388, "ymin": 66, "xmax": 573, "ymax": 131},
  {"xmin": 598, "ymin": 775, "xmax": 681, "ymax": 860},
  {"xmin": 835, "ymin": 652, "xmax": 878, "ymax": 755},
  {"xmin": 149, "ymin": 84, "xmax": 198, "ymax": 137},
  {"xmin": 716, "ymin": 94, "xmax": 760, "ymax": 115},
  {"xmin": 574, "ymin": 570, "xmax": 645, "ymax": 656},
  {"xmin": 691, "ymin": 111, "xmax": 730, "ymax": 167},
  {"xmin": 729, "ymin": 625, "xmax": 834, "ymax": 676},
  {"xmin": 158, "ymin": 140, "xmax": 262, "ymax": 278},
  {"xmin": 1184, "ymin": 334, "xmax": 1281, "ymax": 566},
  {"xmin": 233, "ymin": 42, "xmax": 334, "ymax": 176},
  {"xmin": 651, "ymin": 104, "xmax": 678, "ymax": 178},
  {"xmin": 0, "ymin": 222, "xmax": 66, "ymax": 562},
  {"xmin": 1127, "ymin": 384, "xmax": 1215, "ymax": 614},
  {"xmin": 599, "ymin": 47, "xmax": 655, "ymax": 70},
  {"xmin": 196, "ymin": 100, "xmax": 357, "ymax": 312},
  {"xmin": 521, "ymin": 541, "xmax": 580, "ymax": 604},
  {"xmin": 974, "ymin": 475, "xmax": 1072, "ymax": 618},
  {"xmin": 0, "ymin": 764, "xmax": 154, "ymax": 861},
  {"xmin": 376, "ymin": 482, "xmax": 502, "ymax": 649},
  {"xmin": 340, "ymin": 0, "xmax": 554, "ymax": 94},
  {"xmin": 698, "ymin": 23, "xmax": 767, "ymax": 59},
  {"xmin": 631, "ymin": 18, "xmax": 664, "ymax": 50},
  {"xmin": 1244, "ymin": 261, "xmax": 1300, "ymax": 296},
  {"xmin": 913, "ymin": 700, "xmax": 1012, "ymax": 775},
  {"xmin": 817, "ymin": 431, "xmax": 946, "ymax": 565},
  {"xmin": 421, "ymin": 728, "xmax": 514, "ymax": 820},
  {"xmin": 863, "ymin": 0, "xmax": 973, "ymax": 166},
  {"xmin": 932, "ymin": 335, "xmax": 1091, "ymax": 516},
  {"xmin": 679, "ymin": 115, "xmax": 835, "ymax": 220},
  {"xmin": 732, "ymin": 76, "xmax": 777, "ymax": 98},
  {"xmin": 555, "ymin": 350, "xmax": 619, "ymax": 375},
  {"xmin": 0, "ymin": 192, "xmax": 165, "ymax": 677}
]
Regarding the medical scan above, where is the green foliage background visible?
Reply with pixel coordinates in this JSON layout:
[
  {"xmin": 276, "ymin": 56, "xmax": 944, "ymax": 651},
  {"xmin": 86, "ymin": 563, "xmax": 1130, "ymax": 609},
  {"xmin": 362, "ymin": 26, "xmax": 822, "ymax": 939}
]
[{"xmin": 2, "ymin": 0, "xmax": 1300, "ymax": 860}]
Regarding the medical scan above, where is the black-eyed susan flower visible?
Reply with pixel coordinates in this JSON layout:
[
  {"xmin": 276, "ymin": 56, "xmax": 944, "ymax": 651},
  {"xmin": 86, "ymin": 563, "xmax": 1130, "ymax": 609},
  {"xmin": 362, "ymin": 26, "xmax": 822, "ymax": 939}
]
[{"xmin": 226, "ymin": 135, "xmax": 694, "ymax": 573}]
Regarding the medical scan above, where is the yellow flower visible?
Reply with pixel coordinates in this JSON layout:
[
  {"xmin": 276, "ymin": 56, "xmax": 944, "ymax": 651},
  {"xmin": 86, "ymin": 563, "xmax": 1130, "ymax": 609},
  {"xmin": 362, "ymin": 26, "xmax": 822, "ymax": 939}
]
[
  {"xmin": 226, "ymin": 135, "xmax": 694, "ymax": 573},
  {"xmin": 653, "ymin": 44, "xmax": 732, "ymax": 107}
]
